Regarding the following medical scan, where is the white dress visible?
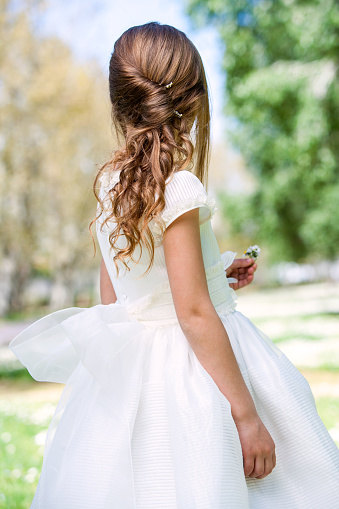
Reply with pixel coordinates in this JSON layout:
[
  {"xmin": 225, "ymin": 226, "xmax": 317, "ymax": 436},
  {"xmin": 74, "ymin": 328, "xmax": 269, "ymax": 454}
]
[{"xmin": 9, "ymin": 169, "xmax": 339, "ymax": 509}]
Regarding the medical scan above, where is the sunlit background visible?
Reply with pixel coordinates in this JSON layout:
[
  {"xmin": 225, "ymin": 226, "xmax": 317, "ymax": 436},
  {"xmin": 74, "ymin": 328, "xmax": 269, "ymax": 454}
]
[{"xmin": 0, "ymin": 0, "xmax": 338, "ymax": 506}]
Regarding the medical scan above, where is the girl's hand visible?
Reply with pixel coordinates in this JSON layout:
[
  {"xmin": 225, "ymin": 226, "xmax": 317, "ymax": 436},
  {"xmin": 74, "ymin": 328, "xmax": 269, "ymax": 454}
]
[
  {"xmin": 226, "ymin": 258, "xmax": 257, "ymax": 290},
  {"xmin": 234, "ymin": 414, "xmax": 276, "ymax": 479}
]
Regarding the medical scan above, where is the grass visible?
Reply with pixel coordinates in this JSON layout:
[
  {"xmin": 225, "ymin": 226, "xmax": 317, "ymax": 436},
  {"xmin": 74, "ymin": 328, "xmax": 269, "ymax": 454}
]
[
  {"xmin": 254, "ymin": 312, "xmax": 339, "ymax": 324},
  {"xmin": 304, "ymin": 364, "xmax": 339, "ymax": 373},
  {"xmin": 1, "ymin": 309, "xmax": 46, "ymax": 323},
  {"xmin": 0, "ymin": 378, "xmax": 59, "ymax": 507},
  {"xmin": 272, "ymin": 333, "xmax": 323, "ymax": 343},
  {"xmin": 0, "ymin": 369, "xmax": 34, "ymax": 382},
  {"xmin": 315, "ymin": 397, "xmax": 339, "ymax": 431},
  {"xmin": 0, "ymin": 408, "xmax": 45, "ymax": 508}
]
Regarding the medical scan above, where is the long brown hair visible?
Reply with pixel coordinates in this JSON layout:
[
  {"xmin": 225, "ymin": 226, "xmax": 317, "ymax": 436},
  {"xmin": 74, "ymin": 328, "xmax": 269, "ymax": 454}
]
[{"xmin": 90, "ymin": 22, "xmax": 210, "ymax": 277}]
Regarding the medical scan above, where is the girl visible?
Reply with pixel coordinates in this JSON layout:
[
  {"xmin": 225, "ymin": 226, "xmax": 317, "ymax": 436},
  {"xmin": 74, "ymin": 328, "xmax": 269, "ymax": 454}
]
[{"xmin": 9, "ymin": 22, "xmax": 339, "ymax": 509}]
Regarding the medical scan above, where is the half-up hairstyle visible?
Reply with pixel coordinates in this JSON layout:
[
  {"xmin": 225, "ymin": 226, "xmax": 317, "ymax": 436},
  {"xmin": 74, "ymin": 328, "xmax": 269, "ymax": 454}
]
[{"xmin": 91, "ymin": 22, "xmax": 210, "ymax": 277}]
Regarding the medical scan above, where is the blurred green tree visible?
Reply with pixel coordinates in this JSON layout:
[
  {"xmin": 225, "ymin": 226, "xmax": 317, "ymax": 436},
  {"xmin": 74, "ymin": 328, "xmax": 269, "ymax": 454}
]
[
  {"xmin": 188, "ymin": 0, "xmax": 339, "ymax": 261},
  {"xmin": 0, "ymin": 0, "xmax": 112, "ymax": 314}
]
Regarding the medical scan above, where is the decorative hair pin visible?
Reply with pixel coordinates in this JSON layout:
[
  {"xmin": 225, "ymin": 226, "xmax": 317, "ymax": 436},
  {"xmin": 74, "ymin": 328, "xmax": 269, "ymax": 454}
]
[{"xmin": 153, "ymin": 79, "xmax": 182, "ymax": 118}]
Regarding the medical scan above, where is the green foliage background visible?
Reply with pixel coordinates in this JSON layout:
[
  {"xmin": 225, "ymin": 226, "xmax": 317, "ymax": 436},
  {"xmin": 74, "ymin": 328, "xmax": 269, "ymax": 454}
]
[{"xmin": 188, "ymin": 0, "xmax": 339, "ymax": 262}]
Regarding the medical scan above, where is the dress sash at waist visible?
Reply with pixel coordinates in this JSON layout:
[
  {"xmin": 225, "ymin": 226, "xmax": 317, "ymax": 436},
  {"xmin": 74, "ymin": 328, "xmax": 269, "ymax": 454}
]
[{"xmin": 124, "ymin": 253, "xmax": 238, "ymax": 327}]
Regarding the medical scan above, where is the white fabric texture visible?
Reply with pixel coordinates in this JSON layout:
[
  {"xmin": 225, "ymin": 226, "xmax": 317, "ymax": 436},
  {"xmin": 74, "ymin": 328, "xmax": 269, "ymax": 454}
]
[{"xmin": 9, "ymin": 169, "xmax": 339, "ymax": 509}]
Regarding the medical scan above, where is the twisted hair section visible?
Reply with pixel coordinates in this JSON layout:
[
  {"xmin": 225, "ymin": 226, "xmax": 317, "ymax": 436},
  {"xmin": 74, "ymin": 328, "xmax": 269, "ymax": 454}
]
[{"xmin": 90, "ymin": 22, "xmax": 210, "ymax": 278}]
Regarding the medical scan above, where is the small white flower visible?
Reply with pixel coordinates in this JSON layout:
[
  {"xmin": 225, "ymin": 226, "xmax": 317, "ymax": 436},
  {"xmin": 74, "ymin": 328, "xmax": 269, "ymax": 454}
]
[
  {"xmin": 24, "ymin": 467, "xmax": 39, "ymax": 484},
  {"xmin": 34, "ymin": 430, "xmax": 47, "ymax": 446},
  {"xmin": 243, "ymin": 245, "xmax": 261, "ymax": 260},
  {"xmin": 11, "ymin": 468, "xmax": 22, "ymax": 479},
  {"xmin": 5, "ymin": 443, "xmax": 16, "ymax": 455},
  {"xmin": 1, "ymin": 432, "xmax": 11, "ymax": 444}
]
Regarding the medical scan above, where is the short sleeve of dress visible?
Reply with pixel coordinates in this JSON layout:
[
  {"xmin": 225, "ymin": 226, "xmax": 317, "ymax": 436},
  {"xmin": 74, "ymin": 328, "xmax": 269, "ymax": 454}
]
[{"xmin": 158, "ymin": 170, "xmax": 217, "ymax": 230}]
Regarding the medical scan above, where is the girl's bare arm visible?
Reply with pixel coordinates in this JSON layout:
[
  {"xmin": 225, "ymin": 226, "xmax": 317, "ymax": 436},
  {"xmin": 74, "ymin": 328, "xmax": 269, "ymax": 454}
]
[
  {"xmin": 100, "ymin": 257, "xmax": 117, "ymax": 304},
  {"xmin": 163, "ymin": 208, "xmax": 276, "ymax": 479},
  {"xmin": 163, "ymin": 209, "xmax": 256, "ymax": 420}
]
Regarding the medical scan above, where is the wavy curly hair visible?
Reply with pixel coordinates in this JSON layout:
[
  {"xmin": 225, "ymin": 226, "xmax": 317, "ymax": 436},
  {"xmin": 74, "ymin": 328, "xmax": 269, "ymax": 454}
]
[{"xmin": 90, "ymin": 22, "xmax": 211, "ymax": 277}]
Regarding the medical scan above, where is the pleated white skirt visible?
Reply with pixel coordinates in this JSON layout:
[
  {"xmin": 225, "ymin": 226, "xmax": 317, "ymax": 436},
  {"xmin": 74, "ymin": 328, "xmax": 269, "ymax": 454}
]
[{"xmin": 8, "ymin": 303, "xmax": 339, "ymax": 508}]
